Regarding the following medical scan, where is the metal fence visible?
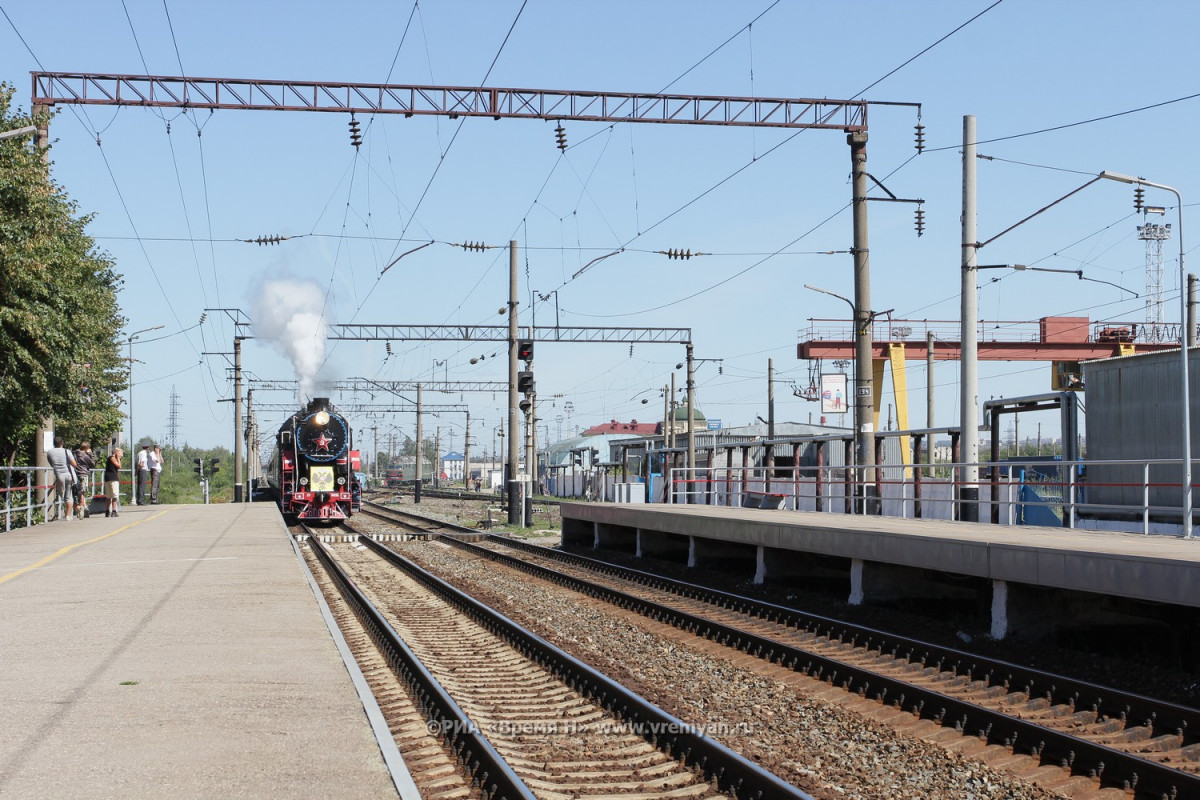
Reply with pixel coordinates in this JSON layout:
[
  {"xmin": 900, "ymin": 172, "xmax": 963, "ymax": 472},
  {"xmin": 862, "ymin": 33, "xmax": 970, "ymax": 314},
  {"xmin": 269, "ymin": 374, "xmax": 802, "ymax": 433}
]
[
  {"xmin": 2, "ymin": 467, "xmax": 130, "ymax": 532},
  {"xmin": 660, "ymin": 457, "xmax": 1197, "ymax": 535}
]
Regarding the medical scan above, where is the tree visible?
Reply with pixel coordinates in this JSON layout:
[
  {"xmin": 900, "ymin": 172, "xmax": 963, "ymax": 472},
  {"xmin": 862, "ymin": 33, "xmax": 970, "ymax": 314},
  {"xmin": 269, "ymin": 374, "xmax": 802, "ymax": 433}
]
[{"xmin": 0, "ymin": 84, "xmax": 125, "ymax": 464}]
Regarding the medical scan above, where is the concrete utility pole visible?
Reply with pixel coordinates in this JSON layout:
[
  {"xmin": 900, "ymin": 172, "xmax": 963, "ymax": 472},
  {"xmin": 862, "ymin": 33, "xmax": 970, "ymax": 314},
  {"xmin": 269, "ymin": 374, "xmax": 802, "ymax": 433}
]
[
  {"xmin": 960, "ymin": 115, "xmax": 980, "ymax": 521},
  {"xmin": 507, "ymin": 241, "xmax": 521, "ymax": 525},
  {"xmin": 926, "ymin": 331, "xmax": 936, "ymax": 466},
  {"xmin": 463, "ymin": 410, "xmax": 471, "ymax": 490},
  {"xmin": 1189, "ymin": 273, "xmax": 1198, "ymax": 348},
  {"xmin": 244, "ymin": 388, "xmax": 255, "ymax": 499},
  {"xmin": 669, "ymin": 372, "xmax": 677, "ymax": 449},
  {"xmin": 233, "ymin": 337, "xmax": 243, "ymax": 502},
  {"xmin": 415, "ymin": 383, "xmax": 423, "ymax": 503},
  {"xmin": 32, "ymin": 107, "xmax": 51, "ymax": 504},
  {"xmin": 849, "ymin": 131, "xmax": 877, "ymax": 513},
  {"xmin": 767, "ymin": 358, "xmax": 775, "ymax": 471},
  {"xmin": 686, "ymin": 342, "xmax": 695, "ymax": 501},
  {"xmin": 372, "ymin": 424, "xmax": 379, "ymax": 483}
]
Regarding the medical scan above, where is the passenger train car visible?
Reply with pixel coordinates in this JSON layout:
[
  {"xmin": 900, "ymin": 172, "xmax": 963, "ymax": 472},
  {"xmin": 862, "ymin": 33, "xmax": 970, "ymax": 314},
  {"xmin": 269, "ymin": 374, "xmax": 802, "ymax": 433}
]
[{"xmin": 268, "ymin": 397, "xmax": 361, "ymax": 522}]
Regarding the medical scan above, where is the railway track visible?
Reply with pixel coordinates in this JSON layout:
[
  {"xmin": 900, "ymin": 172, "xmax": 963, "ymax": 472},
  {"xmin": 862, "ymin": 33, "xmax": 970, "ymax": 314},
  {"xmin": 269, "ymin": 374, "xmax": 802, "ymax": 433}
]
[
  {"xmin": 431, "ymin": 534, "xmax": 1200, "ymax": 799},
  {"xmin": 346, "ymin": 503, "xmax": 1199, "ymax": 799},
  {"xmin": 298, "ymin": 521, "xmax": 808, "ymax": 799}
]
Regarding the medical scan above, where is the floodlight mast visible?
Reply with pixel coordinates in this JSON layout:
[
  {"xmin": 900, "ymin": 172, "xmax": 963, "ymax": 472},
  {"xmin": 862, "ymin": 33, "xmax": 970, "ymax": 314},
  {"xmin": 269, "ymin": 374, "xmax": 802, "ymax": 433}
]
[{"xmin": 1098, "ymin": 171, "xmax": 1191, "ymax": 540}]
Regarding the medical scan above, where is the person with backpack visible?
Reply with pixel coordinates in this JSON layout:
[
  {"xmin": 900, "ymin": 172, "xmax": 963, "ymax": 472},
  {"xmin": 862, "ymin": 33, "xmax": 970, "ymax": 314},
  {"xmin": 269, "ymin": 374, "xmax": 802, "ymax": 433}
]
[{"xmin": 73, "ymin": 441, "xmax": 96, "ymax": 518}]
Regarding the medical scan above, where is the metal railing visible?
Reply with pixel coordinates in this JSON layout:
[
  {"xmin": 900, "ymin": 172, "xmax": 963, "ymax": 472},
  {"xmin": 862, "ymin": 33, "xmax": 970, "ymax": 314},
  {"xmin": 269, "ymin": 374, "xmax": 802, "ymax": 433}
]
[
  {"xmin": 661, "ymin": 457, "xmax": 1198, "ymax": 535},
  {"xmin": 2, "ymin": 467, "xmax": 129, "ymax": 531}
]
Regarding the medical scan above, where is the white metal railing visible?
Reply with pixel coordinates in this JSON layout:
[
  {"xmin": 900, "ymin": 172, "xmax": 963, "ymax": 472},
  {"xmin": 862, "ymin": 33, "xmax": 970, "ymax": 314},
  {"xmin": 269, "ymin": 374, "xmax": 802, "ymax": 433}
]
[
  {"xmin": 2, "ymin": 466, "xmax": 124, "ymax": 531},
  {"xmin": 660, "ymin": 457, "xmax": 1198, "ymax": 535}
]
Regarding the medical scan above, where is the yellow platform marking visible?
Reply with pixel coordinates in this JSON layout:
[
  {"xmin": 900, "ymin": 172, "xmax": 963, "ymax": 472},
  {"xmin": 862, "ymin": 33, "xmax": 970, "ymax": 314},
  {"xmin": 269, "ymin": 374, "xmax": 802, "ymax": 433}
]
[{"xmin": 0, "ymin": 508, "xmax": 176, "ymax": 587}]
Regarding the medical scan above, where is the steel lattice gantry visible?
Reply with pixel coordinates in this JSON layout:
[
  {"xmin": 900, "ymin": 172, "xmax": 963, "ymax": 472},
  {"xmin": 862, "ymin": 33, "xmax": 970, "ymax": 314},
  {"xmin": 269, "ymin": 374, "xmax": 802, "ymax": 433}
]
[
  {"xmin": 247, "ymin": 378, "xmax": 508, "ymax": 394},
  {"xmin": 328, "ymin": 324, "xmax": 691, "ymax": 345},
  {"xmin": 31, "ymin": 71, "xmax": 917, "ymax": 508},
  {"xmin": 253, "ymin": 403, "xmax": 467, "ymax": 414},
  {"xmin": 32, "ymin": 73, "xmax": 867, "ymax": 131}
]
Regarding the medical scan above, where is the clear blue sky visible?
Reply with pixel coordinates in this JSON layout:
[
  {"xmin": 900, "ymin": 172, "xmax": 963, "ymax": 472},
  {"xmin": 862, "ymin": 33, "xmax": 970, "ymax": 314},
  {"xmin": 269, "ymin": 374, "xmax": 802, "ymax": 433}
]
[{"xmin": 3, "ymin": 0, "xmax": 1198, "ymax": 456}]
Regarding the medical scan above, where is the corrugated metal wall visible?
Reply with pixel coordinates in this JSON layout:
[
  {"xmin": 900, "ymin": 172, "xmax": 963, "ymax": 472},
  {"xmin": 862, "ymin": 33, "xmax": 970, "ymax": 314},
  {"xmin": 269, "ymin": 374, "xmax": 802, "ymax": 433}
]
[{"xmin": 1084, "ymin": 348, "xmax": 1200, "ymax": 511}]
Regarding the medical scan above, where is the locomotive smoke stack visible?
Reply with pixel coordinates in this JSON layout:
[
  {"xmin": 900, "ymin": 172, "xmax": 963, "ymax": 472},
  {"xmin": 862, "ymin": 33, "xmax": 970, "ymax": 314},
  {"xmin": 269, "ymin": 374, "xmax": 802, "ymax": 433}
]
[{"xmin": 307, "ymin": 397, "xmax": 332, "ymax": 414}]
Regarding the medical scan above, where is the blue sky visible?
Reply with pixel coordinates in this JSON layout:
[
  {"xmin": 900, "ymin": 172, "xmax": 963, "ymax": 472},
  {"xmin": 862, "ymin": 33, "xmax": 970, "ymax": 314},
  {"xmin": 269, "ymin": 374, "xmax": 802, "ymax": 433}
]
[{"xmin": 3, "ymin": 1, "xmax": 1198, "ymax": 456}]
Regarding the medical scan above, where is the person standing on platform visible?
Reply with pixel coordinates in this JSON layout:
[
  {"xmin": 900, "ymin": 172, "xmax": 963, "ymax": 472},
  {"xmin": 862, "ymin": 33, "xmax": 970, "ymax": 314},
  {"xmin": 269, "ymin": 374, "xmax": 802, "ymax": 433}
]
[
  {"xmin": 104, "ymin": 448, "xmax": 123, "ymax": 517},
  {"xmin": 73, "ymin": 441, "xmax": 95, "ymax": 519},
  {"xmin": 150, "ymin": 445, "xmax": 163, "ymax": 504},
  {"xmin": 46, "ymin": 436, "xmax": 77, "ymax": 522},
  {"xmin": 135, "ymin": 444, "xmax": 150, "ymax": 505}
]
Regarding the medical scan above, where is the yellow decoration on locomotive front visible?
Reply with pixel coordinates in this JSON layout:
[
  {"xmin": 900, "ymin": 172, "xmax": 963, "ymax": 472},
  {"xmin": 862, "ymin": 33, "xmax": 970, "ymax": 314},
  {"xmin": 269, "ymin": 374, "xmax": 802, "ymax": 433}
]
[{"xmin": 309, "ymin": 466, "xmax": 335, "ymax": 492}]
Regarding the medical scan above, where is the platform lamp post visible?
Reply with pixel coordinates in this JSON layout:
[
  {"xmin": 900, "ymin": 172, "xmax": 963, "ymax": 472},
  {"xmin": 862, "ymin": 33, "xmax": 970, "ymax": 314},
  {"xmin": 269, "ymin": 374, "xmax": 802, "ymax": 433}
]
[
  {"xmin": 804, "ymin": 284, "xmax": 890, "ymax": 512},
  {"xmin": 127, "ymin": 324, "xmax": 164, "ymax": 506},
  {"xmin": 1098, "ymin": 172, "xmax": 1191, "ymax": 539}
]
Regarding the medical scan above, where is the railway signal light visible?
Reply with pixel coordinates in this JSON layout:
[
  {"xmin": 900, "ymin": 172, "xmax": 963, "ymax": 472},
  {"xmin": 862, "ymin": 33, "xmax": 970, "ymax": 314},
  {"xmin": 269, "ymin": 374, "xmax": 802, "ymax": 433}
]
[
  {"xmin": 519, "ymin": 398, "xmax": 532, "ymax": 413},
  {"xmin": 517, "ymin": 339, "xmax": 534, "ymax": 362},
  {"xmin": 517, "ymin": 371, "xmax": 534, "ymax": 395},
  {"xmin": 210, "ymin": 458, "xmax": 221, "ymax": 475},
  {"xmin": 193, "ymin": 458, "xmax": 203, "ymax": 477}
]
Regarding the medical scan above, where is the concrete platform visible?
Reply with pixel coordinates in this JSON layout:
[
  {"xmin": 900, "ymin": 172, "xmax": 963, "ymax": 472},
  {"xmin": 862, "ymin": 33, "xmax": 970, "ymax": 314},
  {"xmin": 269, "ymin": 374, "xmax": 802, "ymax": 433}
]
[
  {"xmin": 562, "ymin": 502, "xmax": 1200, "ymax": 638},
  {"xmin": 0, "ymin": 503, "xmax": 400, "ymax": 799}
]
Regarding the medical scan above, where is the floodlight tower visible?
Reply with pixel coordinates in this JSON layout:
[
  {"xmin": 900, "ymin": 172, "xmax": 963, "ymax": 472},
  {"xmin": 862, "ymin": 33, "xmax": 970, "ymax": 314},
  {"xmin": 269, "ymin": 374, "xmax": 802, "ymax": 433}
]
[{"xmin": 1138, "ymin": 209, "xmax": 1172, "ymax": 328}]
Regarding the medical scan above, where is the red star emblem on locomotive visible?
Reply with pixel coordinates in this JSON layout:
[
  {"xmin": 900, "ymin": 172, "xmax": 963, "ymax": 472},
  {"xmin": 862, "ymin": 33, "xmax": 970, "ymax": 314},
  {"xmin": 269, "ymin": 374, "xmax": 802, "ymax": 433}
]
[{"xmin": 313, "ymin": 432, "xmax": 334, "ymax": 451}]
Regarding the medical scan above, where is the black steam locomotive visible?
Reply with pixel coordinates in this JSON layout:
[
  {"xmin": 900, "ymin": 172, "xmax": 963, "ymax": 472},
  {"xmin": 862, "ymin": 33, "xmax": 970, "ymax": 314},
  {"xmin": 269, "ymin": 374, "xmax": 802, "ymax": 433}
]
[{"xmin": 268, "ymin": 397, "xmax": 361, "ymax": 522}]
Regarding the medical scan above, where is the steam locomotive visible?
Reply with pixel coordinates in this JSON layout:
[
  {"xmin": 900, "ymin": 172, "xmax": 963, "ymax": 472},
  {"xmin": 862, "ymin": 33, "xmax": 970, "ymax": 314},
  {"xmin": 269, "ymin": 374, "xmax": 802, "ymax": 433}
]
[{"xmin": 268, "ymin": 397, "xmax": 361, "ymax": 522}]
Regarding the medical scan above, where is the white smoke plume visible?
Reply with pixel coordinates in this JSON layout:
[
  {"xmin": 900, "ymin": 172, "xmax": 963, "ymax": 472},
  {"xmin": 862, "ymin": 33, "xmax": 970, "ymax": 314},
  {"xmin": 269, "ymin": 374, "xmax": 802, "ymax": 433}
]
[{"xmin": 251, "ymin": 277, "xmax": 331, "ymax": 403}]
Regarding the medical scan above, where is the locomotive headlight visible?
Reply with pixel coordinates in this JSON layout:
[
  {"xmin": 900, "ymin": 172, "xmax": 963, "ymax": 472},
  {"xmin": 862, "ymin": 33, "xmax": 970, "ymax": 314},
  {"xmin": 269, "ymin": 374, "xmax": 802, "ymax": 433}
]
[
  {"xmin": 314, "ymin": 411, "xmax": 330, "ymax": 426},
  {"xmin": 299, "ymin": 477, "xmax": 308, "ymax": 486},
  {"xmin": 337, "ymin": 477, "xmax": 346, "ymax": 485}
]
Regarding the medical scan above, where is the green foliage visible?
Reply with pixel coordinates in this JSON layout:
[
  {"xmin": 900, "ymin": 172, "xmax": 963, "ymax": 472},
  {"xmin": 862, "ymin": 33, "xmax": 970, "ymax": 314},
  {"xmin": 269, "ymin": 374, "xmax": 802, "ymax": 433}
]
[
  {"xmin": 155, "ymin": 444, "xmax": 236, "ymax": 504},
  {"xmin": 0, "ymin": 84, "xmax": 125, "ymax": 465}
]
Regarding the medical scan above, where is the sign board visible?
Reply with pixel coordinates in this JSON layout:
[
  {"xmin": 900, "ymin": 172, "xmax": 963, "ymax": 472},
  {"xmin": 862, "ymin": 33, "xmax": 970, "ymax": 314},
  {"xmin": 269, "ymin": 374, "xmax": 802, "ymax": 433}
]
[
  {"xmin": 706, "ymin": 419, "xmax": 722, "ymax": 430},
  {"xmin": 515, "ymin": 473, "xmax": 530, "ymax": 482},
  {"xmin": 820, "ymin": 373, "xmax": 848, "ymax": 414}
]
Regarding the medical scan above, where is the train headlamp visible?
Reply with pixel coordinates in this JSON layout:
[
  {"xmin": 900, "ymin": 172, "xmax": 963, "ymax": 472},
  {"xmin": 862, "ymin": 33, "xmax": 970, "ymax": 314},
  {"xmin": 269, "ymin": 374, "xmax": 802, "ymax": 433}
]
[
  {"xmin": 299, "ymin": 477, "xmax": 308, "ymax": 486},
  {"xmin": 314, "ymin": 411, "xmax": 330, "ymax": 426},
  {"xmin": 337, "ymin": 477, "xmax": 346, "ymax": 485}
]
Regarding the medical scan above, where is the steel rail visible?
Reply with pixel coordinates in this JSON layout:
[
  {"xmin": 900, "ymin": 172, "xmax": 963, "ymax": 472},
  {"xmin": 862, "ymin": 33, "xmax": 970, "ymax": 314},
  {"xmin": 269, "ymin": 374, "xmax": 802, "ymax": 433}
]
[
  {"xmin": 443, "ymin": 534, "xmax": 1200, "ymax": 799},
  {"xmin": 362, "ymin": 500, "xmax": 478, "ymax": 534},
  {"xmin": 303, "ymin": 530, "xmax": 534, "ymax": 800},
  {"xmin": 359, "ymin": 534, "xmax": 812, "ymax": 800}
]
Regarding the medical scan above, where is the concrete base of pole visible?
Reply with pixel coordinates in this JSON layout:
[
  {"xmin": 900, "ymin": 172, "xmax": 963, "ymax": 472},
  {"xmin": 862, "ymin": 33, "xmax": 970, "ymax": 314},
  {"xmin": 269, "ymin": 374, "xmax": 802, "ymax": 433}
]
[
  {"xmin": 414, "ymin": 481, "xmax": 422, "ymax": 504},
  {"xmin": 959, "ymin": 488, "xmax": 979, "ymax": 522},
  {"xmin": 863, "ymin": 486, "xmax": 880, "ymax": 516},
  {"xmin": 234, "ymin": 485, "xmax": 243, "ymax": 503},
  {"xmin": 524, "ymin": 495, "xmax": 532, "ymax": 528},
  {"xmin": 507, "ymin": 480, "xmax": 521, "ymax": 524}
]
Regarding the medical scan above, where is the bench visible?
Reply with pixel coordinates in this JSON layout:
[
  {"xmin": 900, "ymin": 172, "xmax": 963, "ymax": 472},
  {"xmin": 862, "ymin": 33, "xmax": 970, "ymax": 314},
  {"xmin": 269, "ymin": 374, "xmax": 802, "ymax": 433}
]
[{"xmin": 741, "ymin": 491, "xmax": 787, "ymax": 510}]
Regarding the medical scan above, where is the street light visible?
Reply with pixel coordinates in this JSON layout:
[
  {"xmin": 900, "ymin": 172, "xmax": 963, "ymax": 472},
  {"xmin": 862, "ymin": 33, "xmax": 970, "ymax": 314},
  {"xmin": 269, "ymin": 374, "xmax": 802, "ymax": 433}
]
[
  {"xmin": 1098, "ymin": 171, "xmax": 1191, "ymax": 539},
  {"xmin": 804, "ymin": 283, "xmax": 892, "ymax": 511},
  {"xmin": 127, "ymin": 323, "xmax": 164, "ymax": 506}
]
